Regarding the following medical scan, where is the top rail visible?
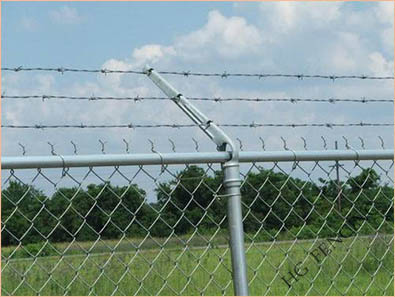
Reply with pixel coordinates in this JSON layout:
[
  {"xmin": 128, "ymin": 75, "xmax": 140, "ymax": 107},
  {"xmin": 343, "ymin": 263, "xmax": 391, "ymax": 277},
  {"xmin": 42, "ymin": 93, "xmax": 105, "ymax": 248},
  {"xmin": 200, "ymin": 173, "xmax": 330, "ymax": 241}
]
[{"xmin": 1, "ymin": 150, "xmax": 393, "ymax": 170}]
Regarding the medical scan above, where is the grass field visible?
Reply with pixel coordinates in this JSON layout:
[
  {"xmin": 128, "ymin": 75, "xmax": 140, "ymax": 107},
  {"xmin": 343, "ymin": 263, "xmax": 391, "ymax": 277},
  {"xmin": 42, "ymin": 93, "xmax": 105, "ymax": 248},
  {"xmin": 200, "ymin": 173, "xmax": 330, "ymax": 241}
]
[{"xmin": 2, "ymin": 234, "xmax": 393, "ymax": 296}]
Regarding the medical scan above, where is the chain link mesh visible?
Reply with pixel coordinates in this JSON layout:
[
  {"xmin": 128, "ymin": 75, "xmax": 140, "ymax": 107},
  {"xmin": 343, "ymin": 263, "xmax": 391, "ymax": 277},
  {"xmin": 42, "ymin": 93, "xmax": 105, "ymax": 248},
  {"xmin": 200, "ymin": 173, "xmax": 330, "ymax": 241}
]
[{"xmin": 1, "ymin": 156, "xmax": 394, "ymax": 295}]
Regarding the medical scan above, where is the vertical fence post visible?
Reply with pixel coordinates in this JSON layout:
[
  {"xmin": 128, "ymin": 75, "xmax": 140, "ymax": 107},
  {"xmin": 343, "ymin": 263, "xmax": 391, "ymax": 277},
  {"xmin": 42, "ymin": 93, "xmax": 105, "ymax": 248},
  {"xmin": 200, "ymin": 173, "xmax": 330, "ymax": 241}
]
[
  {"xmin": 143, "ymin": 65, "xmax": 249, "ymax": 295},
  {"xmin": 222, "ymin": 154, "xmax": 249, "ymax": 295},
  {"xmin": 335, "ymin": 141, "xmax": 341, "ymax": 211}
]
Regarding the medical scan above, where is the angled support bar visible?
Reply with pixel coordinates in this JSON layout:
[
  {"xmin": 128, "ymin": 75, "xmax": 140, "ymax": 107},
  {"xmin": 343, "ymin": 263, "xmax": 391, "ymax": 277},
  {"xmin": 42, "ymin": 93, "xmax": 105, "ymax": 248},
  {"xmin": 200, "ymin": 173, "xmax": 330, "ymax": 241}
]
[
  {"xmin": 143, "ymin": 65, "xmax": 248, "ymax": 296},
  {"xmin": 143, "ymin": 65, "xmax": 238, "ymax": 158}
]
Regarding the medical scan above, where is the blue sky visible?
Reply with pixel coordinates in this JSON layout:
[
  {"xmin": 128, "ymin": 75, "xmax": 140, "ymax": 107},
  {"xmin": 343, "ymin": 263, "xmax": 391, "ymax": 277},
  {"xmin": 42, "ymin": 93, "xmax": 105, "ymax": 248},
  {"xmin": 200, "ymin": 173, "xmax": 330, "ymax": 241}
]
[
  {"xmin": 2, "ymin": 1, "xmax": 394, "ymax": 157},
  {"xmin": 3, "ymin": 2, "xmax": 235, "ymax": 67}
]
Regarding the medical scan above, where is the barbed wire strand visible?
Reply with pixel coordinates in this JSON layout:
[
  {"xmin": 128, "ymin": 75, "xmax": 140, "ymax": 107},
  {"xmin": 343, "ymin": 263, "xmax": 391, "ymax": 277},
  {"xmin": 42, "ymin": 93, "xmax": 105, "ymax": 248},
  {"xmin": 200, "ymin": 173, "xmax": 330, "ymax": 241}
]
[
  {"xmin": 2, "ymin": 122, "xmax": 393, "ymax": 129},
  {"xmin": 2, "ymin": 67, "xmax": 393, "ymax": 80},
  {"xmin": 2, "ymin": 94, "xmax": 393, "ymax": 104}
]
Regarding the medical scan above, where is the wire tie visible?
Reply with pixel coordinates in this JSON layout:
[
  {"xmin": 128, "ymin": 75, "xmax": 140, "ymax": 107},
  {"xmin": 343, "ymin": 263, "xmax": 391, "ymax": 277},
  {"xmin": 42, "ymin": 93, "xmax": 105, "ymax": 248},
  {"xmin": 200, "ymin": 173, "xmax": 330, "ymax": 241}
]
[
  {"xmin": 57, "ymin": 67, "xmax": 65, "ymax": 74},
  {"xmin": 325, "ymin": 123, "xmax": 333, "ymax": 129},
  {"xmin": 101, "ymin": 69, "xmax": 109, "ymax": 75},
  {"xmin": 127, "ymin": 123, "xmax": 134, "ymax": 129},
  {"xmin": 378, "ymin": 136, "xmax": 385, "ymax": 149},
  {"xmin": 58, "ymin": 154, "xmax": 68, "ymax": 177},
  {"xmin": 221, "ymin": 71, "xmax": 228, "ymax": 78},
  {"xmin": 18, "ymin": 143, "xmax": 26, "ymax": 156},
  {"xmin": 328, "ymin": 98, "xmax": 335, "ymax": 104},
  {"xmin": 168, "ymin": 138, "xmax": 176, "ymax": 152},
  {"xmin": 183, "ymin": 71, "xmax": 190, "ymax": 77},
  {"xmin": 134, "ymin": 95, "xmax": 140, "ymax": 102},
  {"xmin": 192, "ymin": 138, "xmax": 199, "ymax": 152},
  {"xmin": 204, "ymin": 120, "xmax": 213, "ymax": 130},
  {"xmin": 15, "ymin": 66, "xmax": 23, "ymax": 72},
  {"xmin": 70, "ymin": 141, "xmax": 78, "ymax": 154},
  {"xmin": 174, "ymin": 94, "xmax": 182, "ymax": 102},
  {"xmin": 145, "ymin": 67, "xmax": 153, "ymax": 76},
  {"xmin": 122, "ymin": 138, "xmax": 130, "ymax": 153}
]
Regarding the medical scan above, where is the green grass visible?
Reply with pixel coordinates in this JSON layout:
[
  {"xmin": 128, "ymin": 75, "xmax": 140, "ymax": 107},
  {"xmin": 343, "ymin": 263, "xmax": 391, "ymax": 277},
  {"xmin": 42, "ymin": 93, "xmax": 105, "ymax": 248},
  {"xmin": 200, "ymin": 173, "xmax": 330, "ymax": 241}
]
[{"xmin": 2, "ymin": 234, "xmax": 393, "ymax": 296}]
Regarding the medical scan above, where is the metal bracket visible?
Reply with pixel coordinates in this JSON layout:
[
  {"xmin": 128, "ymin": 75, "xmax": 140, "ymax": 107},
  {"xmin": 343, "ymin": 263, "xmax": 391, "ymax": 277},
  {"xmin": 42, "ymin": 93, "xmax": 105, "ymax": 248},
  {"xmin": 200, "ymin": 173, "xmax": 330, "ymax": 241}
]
[{"xmin": 143, "ymin": 65, "xmax": 238, "ymax": 159}]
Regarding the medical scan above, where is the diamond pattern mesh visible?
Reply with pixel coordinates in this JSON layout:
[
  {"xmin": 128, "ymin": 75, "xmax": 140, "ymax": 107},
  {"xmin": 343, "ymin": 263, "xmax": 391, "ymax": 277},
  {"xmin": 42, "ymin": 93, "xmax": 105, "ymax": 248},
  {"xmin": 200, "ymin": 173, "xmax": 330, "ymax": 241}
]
[{"xmin": 1, "ymin": 158, "xmax": 393, "ymax": 295}]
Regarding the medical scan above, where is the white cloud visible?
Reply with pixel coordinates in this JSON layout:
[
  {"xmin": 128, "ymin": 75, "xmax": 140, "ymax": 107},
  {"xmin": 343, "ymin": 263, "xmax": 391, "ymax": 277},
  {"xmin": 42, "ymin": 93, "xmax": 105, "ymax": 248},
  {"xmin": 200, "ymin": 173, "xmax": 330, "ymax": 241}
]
[
  {"xmin": 374, "ymin": 2, "xmax": 394, "ymax": 53},
  {"xmin": 49, "ymin": 6, "xmax": 82, "ymax": 24},
  {"xmin": 326, "ymin": 32, "xmax": 362, "ymax": 72},
  {"xmin": 98, "ymin": 59, "xmax": 134, "ymax": 91},
  {"xmin": 36, "ymin": 75, "xmax": 56, "ymax": 93},
  {"xmin": 20, "ymin": 16, "xmax": 39, "ymax": 31},
  {"xmin": 381, "ymin": 27, "xmax": 394, "ymax": 52},
  {"xmin": 175, "ymin": 10, "xmax": 263, "ymax": 59},
  {"xmin": 3, "ymin": 3, "xmax": 394, "ymax": 157},
  {"xmin": 132, "ymin": 45, "xmax": 176, "ymax": 65},
  {"xmin": 368, "ymin": 52, "xmax": 394, "ymax": 76},
  {"xmin": 259, "ymin": 2, "xmax": 342, "ymax": 33},
  {"xmin": 375, "ymin": 2, "xmax": 394, "ymax": 25}
]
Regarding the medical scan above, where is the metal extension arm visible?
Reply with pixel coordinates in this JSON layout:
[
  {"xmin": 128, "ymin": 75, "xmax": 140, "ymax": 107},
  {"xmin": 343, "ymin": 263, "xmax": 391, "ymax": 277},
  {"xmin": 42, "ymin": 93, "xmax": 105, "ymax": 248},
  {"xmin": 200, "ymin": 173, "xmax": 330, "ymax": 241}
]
[
  {"xmin": 143, "ymin": 65, "xmax": 238, "ymax": 158},
  {"xmin": 143, "ymin": 65, "xmax": 249, "ymax": 296}
]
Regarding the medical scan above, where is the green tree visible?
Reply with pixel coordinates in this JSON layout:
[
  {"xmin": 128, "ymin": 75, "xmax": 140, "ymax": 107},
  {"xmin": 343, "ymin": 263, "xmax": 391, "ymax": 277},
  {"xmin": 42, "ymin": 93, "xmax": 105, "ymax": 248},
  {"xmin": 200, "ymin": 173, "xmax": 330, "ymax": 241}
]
[
  {"xmin": 80, "ymin": 182, "xmax": 150, "ymax": 240},
  {"xmin": 241, "ymin": 169, "xmax": 317, "ymax": 233},
  {"xmin": 155, "ymin": 166, "xmax": 225, "ymax": 235},
  {"xmin": 1, "ymin": 181, "xmax": 48, "ymax": 246}
]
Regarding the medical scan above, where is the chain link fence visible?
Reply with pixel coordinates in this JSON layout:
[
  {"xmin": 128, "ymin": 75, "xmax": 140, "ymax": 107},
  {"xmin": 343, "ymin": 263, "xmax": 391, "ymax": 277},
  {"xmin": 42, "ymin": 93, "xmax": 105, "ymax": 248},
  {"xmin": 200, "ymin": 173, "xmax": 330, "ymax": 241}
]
[{"xmin": 1, "ymin": 147, "xmax": 393, "ymax": 296}]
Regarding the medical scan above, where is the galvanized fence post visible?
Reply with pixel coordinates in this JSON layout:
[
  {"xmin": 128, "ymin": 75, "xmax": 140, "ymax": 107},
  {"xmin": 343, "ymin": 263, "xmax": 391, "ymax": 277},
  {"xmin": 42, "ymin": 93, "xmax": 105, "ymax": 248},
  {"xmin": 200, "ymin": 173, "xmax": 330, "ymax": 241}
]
[
  {"xmin": 221, "ymin": 152, "xmax": 249, "ymax": 295},
  {"xmin": 143, "ymin": 65, "xmax": 249, "ymax": 295}
]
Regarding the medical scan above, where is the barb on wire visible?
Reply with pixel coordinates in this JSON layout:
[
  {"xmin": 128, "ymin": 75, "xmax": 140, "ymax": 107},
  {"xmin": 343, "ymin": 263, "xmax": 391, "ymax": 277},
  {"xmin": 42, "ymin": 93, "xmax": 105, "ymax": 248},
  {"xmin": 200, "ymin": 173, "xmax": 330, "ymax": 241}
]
[
  {"xmin": 47, "ymin": 142, "xmax": 56, "ymax": 156},
  {"xmin": 70, "ymin": 141, "xmax": 78, "ymax": 155},
  {"xmin": 358, "ymin": 137, "xmax": 366, "ymax": 150},
  {"xmin": 98, "ymin": 139, "xmax": 107, "ymax": 154},
  {"xmin": 3, "ymin": 94, "xmax": 393, "ymax": 104},
  {"xmin": 192, "ymin": 138, "xmax": 200, "ymax": 152},
  {"xmin": 2, "ymin": 122, "xmax": 393, "ymax": 129},
  {"xmin": 168, "ymin": 138, "xmax": 176, "ymax": 152},
  {"xmin": 378, "ymin": 136, "xmax": 385, "ymax": 149},
  {"xmin": 321, "ymin": 136, "xmax": 328, "ymax": 150},
  {"xmin": 236, "ymin": 138, "xmax": 243, "ymax": 151},
  {"xmin": 18, "ymin": 143, "xmax": 26, "ymax": 156},
  {"xmin": 342, "ymin": 136, "xmax": 350, "ymax": 149},
  {"xmin": 148, "ymin": 139, "xmax": 156, "ymax": 153},
  {"xmin": 122, "ymin": 139, "xmax": 130, "ymax": 154},
  {"xmin": 148, "ymin": 139, "xmax": 165, "ymax": 173},
  {"xmin": 300, "ymin": 137, "xmax": 307, "ymax": 150},
  {"xmin": 3, "ymin": 67, "xmax": 394, "ymax": 80},
  {"xmin": 259, "ymin": 137, "xmax": 265, "ymax": 151},
  {"xmin": 280, "ymin": 137, "xmax": 288, "ymax": 151}
]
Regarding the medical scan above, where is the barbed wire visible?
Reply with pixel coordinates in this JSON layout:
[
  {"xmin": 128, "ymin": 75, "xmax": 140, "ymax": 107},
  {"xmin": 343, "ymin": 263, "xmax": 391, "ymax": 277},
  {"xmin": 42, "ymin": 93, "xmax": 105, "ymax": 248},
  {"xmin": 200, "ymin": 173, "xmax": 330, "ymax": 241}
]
[
  {"xmin": 2, "ymin": 94, "xmax": 393, "ymax": 104},
  {"xmin": 2, "ymin": 122, "xmax": 393, "ymax": 129},
  {"xmin": 2, "ymin": 67, "xmax": 394, "ymax": 80}
]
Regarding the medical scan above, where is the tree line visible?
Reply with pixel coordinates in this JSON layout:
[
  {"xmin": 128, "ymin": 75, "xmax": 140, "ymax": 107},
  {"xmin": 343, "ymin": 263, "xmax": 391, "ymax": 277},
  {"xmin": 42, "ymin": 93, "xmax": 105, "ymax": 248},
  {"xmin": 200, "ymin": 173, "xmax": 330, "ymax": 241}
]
[{"xmin": 2, "ymin": 166, "xmax": 393, "ymax": 246}]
